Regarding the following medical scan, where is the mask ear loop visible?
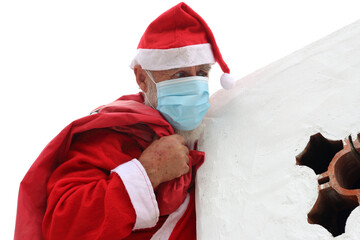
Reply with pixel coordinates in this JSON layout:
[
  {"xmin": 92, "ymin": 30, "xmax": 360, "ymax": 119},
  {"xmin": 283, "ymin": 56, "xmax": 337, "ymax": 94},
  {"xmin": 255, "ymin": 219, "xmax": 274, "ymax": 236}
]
[
  {"xmin": 145, "ymin": 70, "xmax": 157, "ymax": 84},
  {"xmin": 144, "ymin": 69, "xmax": 157, "ymax": 109}
]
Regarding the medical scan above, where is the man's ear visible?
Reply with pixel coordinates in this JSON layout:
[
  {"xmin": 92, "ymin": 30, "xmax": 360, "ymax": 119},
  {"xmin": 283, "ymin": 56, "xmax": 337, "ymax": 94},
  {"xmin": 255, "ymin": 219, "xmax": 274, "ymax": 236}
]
[{"xmin": 134, "ymin": 65, "xmax": 148, "ymax": 92}]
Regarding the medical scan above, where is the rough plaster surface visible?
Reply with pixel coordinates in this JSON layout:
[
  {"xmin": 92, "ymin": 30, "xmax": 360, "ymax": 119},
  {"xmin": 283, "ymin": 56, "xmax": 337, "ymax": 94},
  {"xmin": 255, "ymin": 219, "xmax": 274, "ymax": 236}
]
[{"xmin": 196, "ymin": 20, "xmax": 360, "ymax": 239}]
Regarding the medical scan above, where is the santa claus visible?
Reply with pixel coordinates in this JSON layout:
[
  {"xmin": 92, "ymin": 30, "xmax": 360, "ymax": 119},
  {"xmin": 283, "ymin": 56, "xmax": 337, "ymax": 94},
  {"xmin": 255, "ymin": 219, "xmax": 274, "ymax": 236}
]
[{"xmin": 14, "ymin": 2, "xmax": 234, "ymax": 239}]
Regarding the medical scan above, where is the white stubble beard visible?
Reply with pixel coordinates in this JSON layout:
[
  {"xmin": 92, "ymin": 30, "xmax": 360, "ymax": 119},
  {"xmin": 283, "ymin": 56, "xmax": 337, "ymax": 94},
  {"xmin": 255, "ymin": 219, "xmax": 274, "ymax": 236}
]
[{"xmin": 144, "ymin": 79, "xmax": 205, "ymax": 150}]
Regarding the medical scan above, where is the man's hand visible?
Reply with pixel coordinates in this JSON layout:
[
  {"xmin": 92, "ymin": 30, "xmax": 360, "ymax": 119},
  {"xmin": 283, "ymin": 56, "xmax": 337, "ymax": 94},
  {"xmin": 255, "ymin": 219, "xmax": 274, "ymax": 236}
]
[{"xmin": 138, "ymin": 134, "xmax": 190, "ymax": 189}]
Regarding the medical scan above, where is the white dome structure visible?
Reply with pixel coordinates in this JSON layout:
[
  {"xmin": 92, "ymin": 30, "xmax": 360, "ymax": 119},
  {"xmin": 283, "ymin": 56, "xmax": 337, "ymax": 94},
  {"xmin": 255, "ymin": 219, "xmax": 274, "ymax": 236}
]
[{"xmin": 196, "ymin": 20, "xmax": 360, "ymax": 239}]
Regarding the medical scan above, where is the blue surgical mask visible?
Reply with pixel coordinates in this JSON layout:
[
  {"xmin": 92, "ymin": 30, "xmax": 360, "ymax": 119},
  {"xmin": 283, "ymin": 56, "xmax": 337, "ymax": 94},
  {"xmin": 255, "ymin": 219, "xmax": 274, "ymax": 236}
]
[{"xmin": 145, "ymin": 71, "xmax": 210, "ymax": 131}]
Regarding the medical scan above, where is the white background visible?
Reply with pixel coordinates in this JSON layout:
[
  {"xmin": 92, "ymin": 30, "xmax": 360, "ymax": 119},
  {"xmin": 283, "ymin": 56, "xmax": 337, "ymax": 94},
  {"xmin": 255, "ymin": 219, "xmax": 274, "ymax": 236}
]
[{"xmin": 0, "ymin": 0, "xmax": 359, "ymax": 238}]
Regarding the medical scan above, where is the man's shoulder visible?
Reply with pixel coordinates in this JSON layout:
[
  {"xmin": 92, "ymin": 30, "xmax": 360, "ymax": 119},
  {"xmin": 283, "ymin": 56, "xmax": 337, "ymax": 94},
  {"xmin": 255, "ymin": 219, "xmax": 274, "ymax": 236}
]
[
  {"xmin": 71, "ymin": 128, "xmax": 133, "ymax": 148},
  {"xmin": 89, "ymin": 92, "xmax": 151, "ymax": 115}
]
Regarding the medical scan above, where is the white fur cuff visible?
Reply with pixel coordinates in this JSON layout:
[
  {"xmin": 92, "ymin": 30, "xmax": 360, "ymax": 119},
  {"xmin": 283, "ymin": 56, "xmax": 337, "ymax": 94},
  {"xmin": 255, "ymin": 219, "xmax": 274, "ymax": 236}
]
[{"xmin": 111, "ymin": 159, "xmax": 159, "ymax": 230}]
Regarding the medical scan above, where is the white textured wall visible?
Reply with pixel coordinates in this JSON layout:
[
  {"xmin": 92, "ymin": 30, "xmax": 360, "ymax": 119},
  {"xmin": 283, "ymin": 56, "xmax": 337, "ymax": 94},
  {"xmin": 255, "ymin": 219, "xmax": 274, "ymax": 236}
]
[{"xmin": 197, "ymin": 20, "xmax": 360, "ymax": 239}]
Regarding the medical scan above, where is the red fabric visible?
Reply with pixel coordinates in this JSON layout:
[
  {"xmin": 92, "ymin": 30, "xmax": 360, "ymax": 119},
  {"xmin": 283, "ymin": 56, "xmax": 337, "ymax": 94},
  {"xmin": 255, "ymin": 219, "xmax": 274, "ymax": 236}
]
[
  {"xmin": 138, "ymin": 3, "xmax": 208, "ymax": 49},
  {"xmin": 156, "ymin": 150, "xmax": 204, "ymax": 215},
  {"xmin": 137, "ymin": 2, "xmax": 230, "ymax": 74},
  {"xmin": 43, "ymin": 129, "xmax": 138, "ymax": 239},
  {"xmin": 169, "ymin": 190, "xmax": 197, "ymax": 240},
  {"xmin": 15, "ymin": 93, "xmax": 204, "ymax": 240}
]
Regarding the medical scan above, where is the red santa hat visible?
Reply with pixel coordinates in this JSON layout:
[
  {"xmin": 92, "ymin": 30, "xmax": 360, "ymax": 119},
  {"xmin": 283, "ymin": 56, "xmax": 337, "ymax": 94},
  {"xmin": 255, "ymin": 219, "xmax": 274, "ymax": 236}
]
[{"xmin": 130, "ymin": 2, "xmax": 235, "ymax": 89}]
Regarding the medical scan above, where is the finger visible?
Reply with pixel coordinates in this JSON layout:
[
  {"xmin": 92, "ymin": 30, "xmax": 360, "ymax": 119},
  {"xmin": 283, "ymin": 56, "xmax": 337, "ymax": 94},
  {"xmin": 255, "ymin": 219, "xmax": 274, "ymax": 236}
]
[
  {"xmin": 185, "ymin": 156, "xmax": 190, "ymax": 165},
  {"xmin": 172, "ymin": 134, "xmax": 185, "ymax": 145},
  {"xmin": 183, "ymin": 146, "xmax": 189, "ymax": 156},
  {"xmin": 178, "ymin": 144, "xmax": 189, "ymax": 151},
  {"xmin": 184, "ymin": 164, "xmax": 190, "ymax": 174},
  {"xmin": 177, "ymin": 164, "xmax": 190, "ymax": 178}
]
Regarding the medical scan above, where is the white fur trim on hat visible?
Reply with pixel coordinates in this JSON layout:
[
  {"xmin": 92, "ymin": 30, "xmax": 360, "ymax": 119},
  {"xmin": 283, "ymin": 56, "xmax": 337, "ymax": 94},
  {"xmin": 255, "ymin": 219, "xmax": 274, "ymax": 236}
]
[{"xmin": 130, "ymin": 43, "xmax": 215, "ymax": 70}]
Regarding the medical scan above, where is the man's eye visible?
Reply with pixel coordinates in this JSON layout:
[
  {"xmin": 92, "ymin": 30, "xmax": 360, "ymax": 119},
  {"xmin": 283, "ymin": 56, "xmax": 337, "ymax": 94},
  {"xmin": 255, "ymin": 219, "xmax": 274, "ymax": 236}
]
[
  {"xmin": 173, "ymin": 72, "xmax": 186, "ymax": 78},
  {"xmin": 197, "ymin": 71, "xmax": 208, "ymax": 77}
]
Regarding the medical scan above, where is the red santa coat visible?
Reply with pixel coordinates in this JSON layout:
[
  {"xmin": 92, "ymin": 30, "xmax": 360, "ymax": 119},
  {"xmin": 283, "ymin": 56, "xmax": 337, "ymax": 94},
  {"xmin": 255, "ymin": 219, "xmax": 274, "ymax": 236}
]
[{"xmin": 14, "ymin": 93, "xmax": 204, "ymax": 240}]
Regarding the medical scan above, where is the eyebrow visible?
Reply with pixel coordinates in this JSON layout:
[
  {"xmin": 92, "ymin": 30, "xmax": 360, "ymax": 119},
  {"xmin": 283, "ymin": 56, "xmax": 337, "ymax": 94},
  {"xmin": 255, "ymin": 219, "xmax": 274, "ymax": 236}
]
[
  {"xmin": 199, "ymin": 64, "xmax": 212, "ymax": 72},
  {"xmin": 164, "ymin": 64, "xmax": 212, "ymax": 74}
]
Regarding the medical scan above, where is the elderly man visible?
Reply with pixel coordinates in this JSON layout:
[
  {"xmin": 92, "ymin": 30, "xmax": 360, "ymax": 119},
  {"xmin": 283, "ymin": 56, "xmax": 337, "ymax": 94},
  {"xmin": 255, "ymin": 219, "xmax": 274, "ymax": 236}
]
[{"xmin": 15, "ymin": 2, "xmax": 234, "ymax": 240}]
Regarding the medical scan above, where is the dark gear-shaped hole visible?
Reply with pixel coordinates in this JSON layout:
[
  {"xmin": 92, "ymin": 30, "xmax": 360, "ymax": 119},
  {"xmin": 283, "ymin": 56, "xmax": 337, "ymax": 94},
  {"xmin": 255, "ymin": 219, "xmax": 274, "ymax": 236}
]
[
  {"xmin": 308, "ymin": 185, "xmax": 358, "ymax": 237},
  {"xmin": 296, "ymin": 133, "xmax": 343, "ymax": 174},
  {"xmin": 296, "ymin": 133, "xmax": 360, "ymax": 237}
]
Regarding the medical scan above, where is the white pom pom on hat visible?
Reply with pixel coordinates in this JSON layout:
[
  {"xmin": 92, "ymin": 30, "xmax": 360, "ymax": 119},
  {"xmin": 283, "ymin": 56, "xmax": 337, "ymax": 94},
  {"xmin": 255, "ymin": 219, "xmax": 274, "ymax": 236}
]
[
  {"xmin": 221, "ymin": 73, "xmax": 236, "ymax": 90},
  {"xmin": 130, "ymin": 2, "xmax": 235, "ymax": 89}
]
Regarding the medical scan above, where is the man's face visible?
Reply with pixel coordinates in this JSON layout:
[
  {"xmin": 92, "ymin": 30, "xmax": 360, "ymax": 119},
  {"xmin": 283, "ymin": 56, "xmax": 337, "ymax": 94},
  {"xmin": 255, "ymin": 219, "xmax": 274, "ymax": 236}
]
[
  {"xmin": 134, "ymin": 64, "xmax": 210, "ymax": 146},
  {"xmin": 135, "ymin": 64, "xmax": 211, "ymax": 109}
]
